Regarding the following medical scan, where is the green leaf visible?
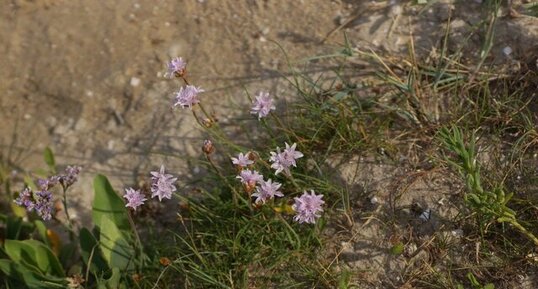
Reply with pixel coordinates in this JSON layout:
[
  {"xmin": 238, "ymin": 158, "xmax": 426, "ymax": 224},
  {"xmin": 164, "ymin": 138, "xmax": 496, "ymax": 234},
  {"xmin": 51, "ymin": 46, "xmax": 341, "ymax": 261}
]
[
  {"xmin": 43, "ymin": 147, "xmax": 56, "ymax": 172},
  {"xmin": 92, "ymin": 175, "xmax": 130, "ymax": 232},
  {"xmin": 99, "ymin": 216, "xmax": 134, "ymax": 270},
  {"xmin": 4, "ymin": 239, "xmax": 65, "ymax": 277},
  {"xmin": 467, "ymin": 272, "xmax": 479, "ymax": 286},
  {"xmin": 106, "ymin": 267, "xmax": 121, "ymax": 289},
  {"xmin": 337, "ymin": 269, "xmax": 351, "ymax": 289},
  {"xmin": 79, "ymin": 228, "xmax": 109, "ymax": 274},
  {"xmin": 59, "ymin": 242, "xmax": 77, "ymax": 270},
  {"xmin": 6, "ymin": 215, "xmax": 23, "ymax": 240},
  {"xmin": 11, "ymin": 201, "xmax": 27, "ymax": 218},
  {"xmin": 332, "ymin": 91, "xmax": 348, "ymax": 101},
  {"xmin": 34, "ymin": 220, "xmax": 51, "ymax": 248},
  {"xmin": 484, "ymin": 284, "xmax": 495, "ymax": 289},
  {"xmin": 0, "ymin": 259, "xmax": 66, "ymax": 289},
  {"xmin": 390, "ymin": 243, "xmax": 405, "ymax": 255},
  {"xmin": 97, "ymin": 267, "xmax": 124, "ymax": 289}
]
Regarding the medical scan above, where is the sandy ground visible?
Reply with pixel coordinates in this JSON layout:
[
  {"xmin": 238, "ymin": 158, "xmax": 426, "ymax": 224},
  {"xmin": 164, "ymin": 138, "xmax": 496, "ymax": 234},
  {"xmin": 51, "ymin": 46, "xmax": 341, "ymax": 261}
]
[{"xmin": 0, "ymin": 1, "xmax": 537, "ymax": 285}]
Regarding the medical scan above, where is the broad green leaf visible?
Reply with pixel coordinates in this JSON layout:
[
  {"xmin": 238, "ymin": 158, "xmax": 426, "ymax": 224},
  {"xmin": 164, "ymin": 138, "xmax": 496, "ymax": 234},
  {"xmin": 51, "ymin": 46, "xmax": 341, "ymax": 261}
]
[
  {"xmin": 4, "ymin": 239, "xmax": 65, "ymax": 277},
  {"xmin": 0, "ymin": 259, "xmax": 66, "ymax": 289},
  {"xmin": 59, "ymin": 242, "xmax": 77, "ymax": 270},
  {"xmin": 6, "ymin": 215, "xmax": 23, "ymax": 240},
  {"xmin": 34, "ymin": 220, "xmax": 51, "ymax": 248},
  {"xmin": 97, "ymin": 267, "xmax": 125, "ymax": 289},
  {"xmin": 99, "ymin": 216, "xmax": 134, "ymax": 270},
  {"xmin": 43, "ymin": 147, "xmax": 56, "ymax": 172},
  {"xmin": 11, "ymin": 201, "xmax": 27, "ymax": 218},
  {"xmin": 92, "ymin": 175, "xmax": 130, "ymax": 232},
  {"xmin": 79, "ymin": 228, "xmax": 109, "ymax": 273}
]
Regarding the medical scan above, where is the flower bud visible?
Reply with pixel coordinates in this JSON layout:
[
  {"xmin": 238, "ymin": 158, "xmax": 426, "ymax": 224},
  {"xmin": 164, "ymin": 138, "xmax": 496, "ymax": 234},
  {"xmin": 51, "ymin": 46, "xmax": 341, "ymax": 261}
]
[{"xmin": 202, "ymin": 139, "xmax": 215, "ymax": 155}]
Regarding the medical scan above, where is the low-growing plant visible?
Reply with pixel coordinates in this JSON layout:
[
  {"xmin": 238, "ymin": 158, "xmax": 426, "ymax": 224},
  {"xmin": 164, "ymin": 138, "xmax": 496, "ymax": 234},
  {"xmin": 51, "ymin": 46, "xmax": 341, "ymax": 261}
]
[
  {"xmin": 438, "ymin": 126, "xmax": 538, "ymax": 246},
  {"xmin": 0, "ymin": 149, "xmax": 149, "ymax": 288}
]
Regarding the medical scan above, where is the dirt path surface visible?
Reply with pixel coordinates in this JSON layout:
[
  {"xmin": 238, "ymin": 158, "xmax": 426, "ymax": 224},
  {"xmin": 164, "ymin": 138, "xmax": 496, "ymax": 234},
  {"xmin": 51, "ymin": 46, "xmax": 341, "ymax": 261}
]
[{"xmin": 1, "ymin": 0, "xmax": 536, "ymax": 229}]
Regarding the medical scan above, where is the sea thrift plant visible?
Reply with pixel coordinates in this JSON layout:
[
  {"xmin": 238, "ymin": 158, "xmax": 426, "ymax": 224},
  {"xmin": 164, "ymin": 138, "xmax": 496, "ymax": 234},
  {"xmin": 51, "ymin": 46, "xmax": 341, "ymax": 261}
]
[
  {"xmin": 237, "ymin": 169, "xmax": 263, "ymax": 192},
  {"xmin": 202, "ymin": 139, "xmax": 215, "ymax": 154},
  {"xmin": 292, "ymin": 190, "xmax": 325, "ymax": 224},
  {"xmin": 269, "ymin": 142, "xmax": 304, "ymax": 175},
  {"xmin": 252, "ymin": 179, "xmax": 283, "ymax": 204},
  {"xmin": 150, "ymin": 165, "xmax": 177, "ymax": 201},
  {"xmin": 123, "ymin": 188, "xmax": 146, "ymax": 210},
  {"xmin": 165, "ymin": 57, "xmax": 187, "ymax": 78},
  {"xmin": 250, "ymin": 91, "xmax": 276, "ymax": 119},
  {"xmin": 231, "ymin": 152, "xmax": 254, "ymax": 168},
  {"xmin": 173, "ymin": 85, "xmax": 204, "ymax": 109}
]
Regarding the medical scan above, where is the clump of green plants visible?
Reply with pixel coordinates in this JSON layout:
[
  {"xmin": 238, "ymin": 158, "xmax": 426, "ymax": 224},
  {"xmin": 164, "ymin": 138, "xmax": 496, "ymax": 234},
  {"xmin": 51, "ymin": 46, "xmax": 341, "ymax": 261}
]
[
  {"xmin": 1, "ymin": 53, "xmax": 344, "ymax": 288},
  {"xmin": 438, "ymin": 126, "xmax": 538, "ymax": 246},
  {"xmin": 0, "ymin": 147, "xmax": 158, "ymax": 288}
]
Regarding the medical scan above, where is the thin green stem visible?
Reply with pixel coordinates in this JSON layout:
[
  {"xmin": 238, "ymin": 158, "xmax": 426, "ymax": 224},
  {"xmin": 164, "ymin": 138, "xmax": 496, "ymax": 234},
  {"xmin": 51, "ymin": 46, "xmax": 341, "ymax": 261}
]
[
  {"xmin": 205, "ymin": 154, "xmax": 247, "ymax": 208},
  {"xmin": 506, "ymin": 219, "xmax": 538, "ymax": 247},
  {"xmin": 126, "ymin": 210, "xmax": 144, "ymax": 264},
  {"xmin": 61, "ymin": 185, "xmax": 75, "ymax": 241}
]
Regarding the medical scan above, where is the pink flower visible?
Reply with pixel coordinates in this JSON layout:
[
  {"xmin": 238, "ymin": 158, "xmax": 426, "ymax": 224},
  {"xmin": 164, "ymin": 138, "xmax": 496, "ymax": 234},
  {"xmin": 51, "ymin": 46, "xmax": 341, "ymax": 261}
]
[
  {"xmin": 252, "ymin": 179, "xmax": 283, "ymax": 204},
  {"xmin": 165, "ymin": 57, "xmax": 186, "ymax": 78},
  {"xmin": 292, "ymin": 190, "xmax": 325, "ymax": 224},
  {"xmin": 269, "ymin": 142, "xmax": 304, "ymax": 175},
  {"xmin": 123, "ymin": 188, "xmax": 147, "ymax": 210},
  {"xmin": 250, "ymin": 91, "xmax": 275, "ymax": 119},
  {"xmin": 231, "ymin": 152, "xmax": 254, "ymax": 168},
  {"xmin": 173, "ymin": 85, "xmax": 204, "ymax": 109},
  {"xmin": 150, "ymin": 165, "xmax": 177, "ymax": 201},
  {"xmin": 236, "ymin": 169, "xmax": 263, "ymax": 192}
]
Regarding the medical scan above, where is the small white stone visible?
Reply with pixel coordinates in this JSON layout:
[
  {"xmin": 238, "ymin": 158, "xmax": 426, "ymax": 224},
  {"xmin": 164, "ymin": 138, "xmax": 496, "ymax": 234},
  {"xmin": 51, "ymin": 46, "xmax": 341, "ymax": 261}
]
[
  {"xmin": 130, "ymin": 77, "xmax": 141, "ymax": 87},
  {"xmin": 451, "ymin": 229, "xmax": 464, "ymax": 237},
  {"xmin": 419, "ymin": 208, "xmax": 431, "ymax": 221},
  {"xmin": 370, "ymin": 196, "xmax": 379, "ymax": 205},
  {"xmin": 502, "ymin": 46, "xmax": 513, "ymax": 57}
]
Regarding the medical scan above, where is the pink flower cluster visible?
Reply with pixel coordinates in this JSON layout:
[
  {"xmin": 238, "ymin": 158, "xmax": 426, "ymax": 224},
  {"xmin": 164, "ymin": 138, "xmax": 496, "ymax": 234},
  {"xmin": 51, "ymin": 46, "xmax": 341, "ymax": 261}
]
[
  {"xmin": 123, "ymin": 165, "xmax": 177, "ymax": 211},
  {"xmin": 250, "ymin": 91, "xmax": 275, "ymax": 119},
  {"xmin": 269, "ymin": 142, "xmax": 304, "ymax": 175},
  {"xmin": 163, "ymin": 57, "xmax": 325, "ymax": 224},
  {"xmin": 292, "ymin": 190, "xmax": 325, "ymax": 224},
  {"xmin": 231, "ymin": 142, "xmax": 324, "ymax": 223}
]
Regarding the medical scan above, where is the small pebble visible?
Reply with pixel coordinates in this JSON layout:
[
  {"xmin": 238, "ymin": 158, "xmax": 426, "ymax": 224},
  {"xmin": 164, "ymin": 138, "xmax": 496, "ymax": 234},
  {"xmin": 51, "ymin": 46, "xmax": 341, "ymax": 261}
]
[
  {"xmin": 419, "ymin": 208, "xmax": 431, "ymax": 221},
  {"xmin": 502, "ymin": 46, "xmax": 513, "ymax": 57},
  {"xmin": 451, "ymin": 229, "xmax": 464, "ymax": 237},
  {"xmin": 130, "ymin": 77, "xmax": 141, "ymax": 87}
]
